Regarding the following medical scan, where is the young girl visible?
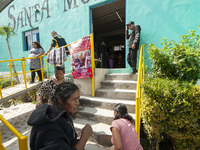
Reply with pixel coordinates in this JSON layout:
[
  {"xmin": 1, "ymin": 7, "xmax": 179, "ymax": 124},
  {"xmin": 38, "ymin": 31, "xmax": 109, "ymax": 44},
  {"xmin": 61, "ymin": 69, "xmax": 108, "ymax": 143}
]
[
  {"xmin": 110, "ymin": 103, "xmax": 143, "ymax": 150},
  {"xmin": 28, "ymin": 41, "xmax": 44, "ymax": 83}
]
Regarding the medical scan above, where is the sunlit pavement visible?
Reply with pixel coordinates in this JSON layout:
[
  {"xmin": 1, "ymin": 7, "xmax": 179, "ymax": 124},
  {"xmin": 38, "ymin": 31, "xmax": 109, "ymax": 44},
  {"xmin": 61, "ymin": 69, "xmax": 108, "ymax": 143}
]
[{"xmin": 0, "ymin": 103, "xmax": 107, "ymax": 150}]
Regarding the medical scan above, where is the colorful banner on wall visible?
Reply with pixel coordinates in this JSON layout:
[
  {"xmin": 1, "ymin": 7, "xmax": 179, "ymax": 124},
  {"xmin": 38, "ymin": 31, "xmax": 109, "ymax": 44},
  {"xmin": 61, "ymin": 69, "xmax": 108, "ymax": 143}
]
[{"xmin": 70, "ymin": 36, "xmax": 93, "ymax": 79}]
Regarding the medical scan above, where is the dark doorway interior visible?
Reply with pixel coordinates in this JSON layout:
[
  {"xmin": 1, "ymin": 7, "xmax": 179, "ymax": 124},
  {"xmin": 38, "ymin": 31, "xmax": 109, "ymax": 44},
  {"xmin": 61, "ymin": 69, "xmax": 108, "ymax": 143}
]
[{"xmin": 92, "ymin": 0, "xmax": 125, "ymax": 68}]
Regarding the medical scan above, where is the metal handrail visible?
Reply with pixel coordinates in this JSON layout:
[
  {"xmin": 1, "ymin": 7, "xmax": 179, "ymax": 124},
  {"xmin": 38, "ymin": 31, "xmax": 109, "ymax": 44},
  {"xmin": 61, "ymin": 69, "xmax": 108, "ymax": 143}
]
[
  {"xmin": 90, "ymin": 33, "xmax": 95, "ymax": 97},
  {"xmin": 0, "ymin": 114, "xmax": 28, "ymax": 150},
  {"xmin": 0, "ymin": 33, "xmax": 95, "ymax": 96},
  {"xmin": 0, "ymin": 53, "xmax": 71, "ymax": 150},
  {"xmin": 0, "ymin": 129, "xmax": 6, "ymax": 150},
  {"xmin": 62, "ymin": 33, "xmax": 95, "ymax": 97},
  {"xmin": 0, "ymin": 86, "xmax": 3, "ymax": 99},
  {"xmin": 0, "ymin": 34, "xmax": 95, "ymax": 150},
  {"xmin": 135, "ymin": 44, "xmax": 145, "ymax": 139},
  {"xmin": 0, "ymin": 55, "xmax": 49, "ymax": 150},
  {"xmin": 0, "ymin": 55, "xmax": 47, "ymax": 97}
]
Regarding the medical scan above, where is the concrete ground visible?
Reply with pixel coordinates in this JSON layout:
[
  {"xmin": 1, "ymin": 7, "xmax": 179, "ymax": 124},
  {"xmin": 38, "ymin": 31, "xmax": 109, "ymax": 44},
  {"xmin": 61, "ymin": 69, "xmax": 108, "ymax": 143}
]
[{"xmin": 0, "ymin": 103, "xmax": 108, "ymax": 150}]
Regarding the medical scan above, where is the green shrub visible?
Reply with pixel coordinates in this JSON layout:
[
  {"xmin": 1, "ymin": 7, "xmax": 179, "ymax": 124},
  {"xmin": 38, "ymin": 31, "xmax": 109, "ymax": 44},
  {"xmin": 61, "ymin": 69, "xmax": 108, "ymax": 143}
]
[
  {"xmin": 29, "ymin": 89, "xmax": 36, "ymax": 101},
  {"xmin": 141, "ymin": 77, "xmax": 200, "ymax": 150},
  {"xmin": 148, "ymin": 28, "xmax": 200, "ymax": 84},
  {"xmin": 32, "ymin": 100, "xmax": 37, "ymax": 104},
  {"xmin": 0, "ymin": 78, "xmax": 17, "ymax": 89}
]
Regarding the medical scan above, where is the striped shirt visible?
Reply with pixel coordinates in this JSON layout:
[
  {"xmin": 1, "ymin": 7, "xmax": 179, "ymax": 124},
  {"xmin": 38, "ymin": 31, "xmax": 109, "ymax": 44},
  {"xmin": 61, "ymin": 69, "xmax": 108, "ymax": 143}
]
[{"xmin": 47, "ymin": 47, "xmax": 67, "ymax": 65}]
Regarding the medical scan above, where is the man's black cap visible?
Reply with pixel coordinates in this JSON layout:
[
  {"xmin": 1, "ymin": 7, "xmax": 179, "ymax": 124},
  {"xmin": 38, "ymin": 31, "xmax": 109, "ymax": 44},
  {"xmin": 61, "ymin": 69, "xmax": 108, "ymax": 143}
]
[{"xmin": 126, "ymin": 21, "xmax": 134, "ymax": 26}]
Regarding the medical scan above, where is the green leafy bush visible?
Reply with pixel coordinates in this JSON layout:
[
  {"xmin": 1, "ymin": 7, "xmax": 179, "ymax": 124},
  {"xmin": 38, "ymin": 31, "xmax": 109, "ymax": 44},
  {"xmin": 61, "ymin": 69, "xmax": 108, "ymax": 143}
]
[
  {"xmin": 0, "ymin": 78, "xmax": 17, "ymax": 89},
  {"xmin": 148, "ymin": 29, "xmax": 200, "ymax": 84},
  {"xmin": 141, "ymin": 77, "xmax": 200, "ymax": 150}
]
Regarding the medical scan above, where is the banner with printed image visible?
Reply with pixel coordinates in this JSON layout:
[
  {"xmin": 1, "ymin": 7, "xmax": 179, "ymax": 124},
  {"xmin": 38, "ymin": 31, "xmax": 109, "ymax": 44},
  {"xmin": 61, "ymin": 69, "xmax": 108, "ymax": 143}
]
[{"xmin": 70, "ymin": 36, "xmax": 93, "ymax": 79}]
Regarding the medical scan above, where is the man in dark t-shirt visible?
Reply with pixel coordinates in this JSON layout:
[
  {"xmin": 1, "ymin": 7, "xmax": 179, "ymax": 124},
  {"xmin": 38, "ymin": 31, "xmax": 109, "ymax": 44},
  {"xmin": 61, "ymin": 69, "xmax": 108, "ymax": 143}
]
[{"xmin": 45, "ymin": 31, "xmax": 69, "ymax": 56}]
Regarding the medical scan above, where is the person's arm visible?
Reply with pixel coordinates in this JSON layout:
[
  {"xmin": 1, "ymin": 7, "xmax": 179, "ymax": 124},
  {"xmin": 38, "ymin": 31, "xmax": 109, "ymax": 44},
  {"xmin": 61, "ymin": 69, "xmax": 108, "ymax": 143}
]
[
  {"xmin": 63, "ymin": 39, "xmax": 70, "ymax": 57},
  {"xmin": 125, "ymin": 26, "xmax": 130, "ymax": 39},
  {"xmin": 132, "ymin": 32, "xmax": 140, "ymax": 49},
  {"xmin": 36, "ymin": 95, "xmax": 43, "ymax": 108},
  {"xmin": 35, "ymin": 51, "xmax": 44, "ymax": 58},
  {"xmin": 74, "ymin": 124, "xmax": 93, "ymax": 150},
  {"xmin": 45, "ymin": 46, "xmax": 54, "ymax": 55},
  {"xmin": 132, "ymin": 26, "xmax": 141, "ymax": 49},
  {"xmin": 64, "ymin": 77, "xmax": 73, "ymax": 83},
  {"xmin": 111, "ymin": 127, "xmax": 122, "ymax": 150},
  {"xmin": 36, "ymin": 81, "xmax": 49, "ymax": 108},
  {"xmin": 65, "ymin": 48, "xmax": 70, "ymax": 57},
  {"xmin": 45, "ymin": 38, "xmax": 56, "ymax": 55}
]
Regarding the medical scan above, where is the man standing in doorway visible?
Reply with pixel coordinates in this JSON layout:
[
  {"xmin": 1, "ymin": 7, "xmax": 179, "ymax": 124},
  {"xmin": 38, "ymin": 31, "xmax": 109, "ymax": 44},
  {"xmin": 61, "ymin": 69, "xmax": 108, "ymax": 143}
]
[
  {"xmin": 98, "ymin": 41, "xmax": 107, "ymax": 68},
  {"xmin": 45, "ymin": 31, "xmax": 70, "ymax": 56},
  {"xmin": 126, "ymin": 21, "xmax": 141, "ymax": 74}
]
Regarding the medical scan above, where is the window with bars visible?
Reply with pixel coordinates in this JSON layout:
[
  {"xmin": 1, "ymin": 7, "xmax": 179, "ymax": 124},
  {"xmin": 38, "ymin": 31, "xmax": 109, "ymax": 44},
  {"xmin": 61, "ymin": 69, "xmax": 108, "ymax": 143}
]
[{"xmin": 23, "ymin": 28, "xmax": 40, "ymax": 51}]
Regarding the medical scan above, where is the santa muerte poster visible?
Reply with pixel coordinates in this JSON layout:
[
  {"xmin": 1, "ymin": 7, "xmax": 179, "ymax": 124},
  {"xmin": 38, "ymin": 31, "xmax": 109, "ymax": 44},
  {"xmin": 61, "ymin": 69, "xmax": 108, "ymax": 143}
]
[{"xmin": 70, "ymin": 36, "xmax": 93, "ymax": 79}]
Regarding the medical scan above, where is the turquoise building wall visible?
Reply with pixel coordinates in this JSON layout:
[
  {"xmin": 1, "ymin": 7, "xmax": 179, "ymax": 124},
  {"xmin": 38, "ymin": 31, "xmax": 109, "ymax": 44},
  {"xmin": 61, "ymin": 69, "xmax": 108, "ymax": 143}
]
[
  {"xmin": 122, "ymin": 0, "xmax": 200, "ymax": 74},
  {"xmin": 0, "ymin": 0, "xmax": 200, "ymax": 75}
]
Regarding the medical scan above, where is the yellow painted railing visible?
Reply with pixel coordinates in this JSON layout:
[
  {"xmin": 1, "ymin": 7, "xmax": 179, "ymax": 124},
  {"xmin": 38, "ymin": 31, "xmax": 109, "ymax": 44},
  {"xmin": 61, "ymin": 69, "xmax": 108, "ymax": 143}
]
[
  {"xmin": 63, "ymin": 33, "xmax": 95, "ymax": 97},
  {"xmin": 0, "ymin": 34, "xmax": 96, "ymax": 99},
  {"xmin": 90, "ymin": 33, "xmax": 95, "ymax": 97},
  {"xmin": 135, "ymin": 44, "xmax": 145, "ymax": 139},
  {"xmin": 0, "ymin": 129, "xmax": 6, "ymax": 150},
  {"xmin": 0, "ymin": 55, "xmax": 48, "ymax": 98},
  {"xmin": 0, "ymin": 86, "xmax": 2, "ymax": 99},
  {"xmin": 0, "ymin": 55, "xmax": 49, "ymax": 150},
  {"xmin": 0, "ymin": 34, "xmax": 95, "ymax": 150},
  {"xmin": 0, "ymin": 115, "xmax": 28, "ymax": 150},
  {"xmin": 0, "ymin": 57, "xmax": 71, "ymax": 150},
  {"xmin": 0, "ymin": 55, "xmax": 72, "ymax": 150}
]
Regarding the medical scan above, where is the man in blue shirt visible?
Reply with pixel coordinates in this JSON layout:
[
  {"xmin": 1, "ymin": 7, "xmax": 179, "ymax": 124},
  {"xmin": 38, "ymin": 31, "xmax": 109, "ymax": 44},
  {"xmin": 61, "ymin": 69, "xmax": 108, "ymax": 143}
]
[{"xmin": 45, "ymin": 31, "xmax": 69, "ymax": 56}]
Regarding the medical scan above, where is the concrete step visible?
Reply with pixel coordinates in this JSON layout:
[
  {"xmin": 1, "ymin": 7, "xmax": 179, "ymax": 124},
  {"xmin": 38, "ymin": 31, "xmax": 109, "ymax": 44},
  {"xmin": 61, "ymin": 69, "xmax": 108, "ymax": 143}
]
[
  {"xmin": 101, "ymin": 80, "xmax": 137, "ymax": 90},
  {"xmin": 95, "ymin": 89, "xmax": 136, "ymax": 100},
  {"xmin": 0, "ymin": 103, "xmax": 109, "ymax": 150},
  {"xmin": 80, "ymin": 96, "xmax": 135, "ymax": 113},
  {"xmin": 105, "ymin": 73, "xmax": 137, "ymax": 81},
  {"xmin": 85, "ymin": 141, "xmax": 109, "ymax": 150},
  {"xmin": 5, "ymin": 141, "xmax": 108, "ymax": 150},
  {"xmin": 73, "ymin": 107, "xmax": 135, "ymax": 125},
  {"xmin": 73, "ymin": 118, "xmax": 112, "ymax": 147}
]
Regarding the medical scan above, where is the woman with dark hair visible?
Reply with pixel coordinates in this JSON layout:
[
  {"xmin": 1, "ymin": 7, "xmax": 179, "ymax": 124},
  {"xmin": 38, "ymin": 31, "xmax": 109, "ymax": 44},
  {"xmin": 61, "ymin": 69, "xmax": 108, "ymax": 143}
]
[
  {"xmin": 28, "ymin": 82, "xmax": 93, "ymax": 150},
  {"xmin": 110, "ymin": 103, "xmax": 143, "ymax": 150},
  {"xmin": 28, "ymin": 41, "xmax": 44, "ymax": 83},
  {"xmin": 36, "ymin": 65, "xmax": 72, "ymax": 107}
]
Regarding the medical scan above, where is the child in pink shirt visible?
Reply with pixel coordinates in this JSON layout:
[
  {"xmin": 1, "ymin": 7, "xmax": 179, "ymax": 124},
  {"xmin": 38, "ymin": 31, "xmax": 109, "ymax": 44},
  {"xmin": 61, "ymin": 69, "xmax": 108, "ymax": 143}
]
[{"xmin": 110, "ymin": 103, "xmax": 143, "ymax": 150}]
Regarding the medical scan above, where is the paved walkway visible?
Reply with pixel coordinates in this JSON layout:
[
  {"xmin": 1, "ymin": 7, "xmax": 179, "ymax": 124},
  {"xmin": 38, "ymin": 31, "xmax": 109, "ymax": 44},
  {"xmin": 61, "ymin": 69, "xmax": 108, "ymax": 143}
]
[
  {"xmin": 0, "ymin": 81, "xmax": 43, "ymax": 104},
  {"xmin": 0, "ymin": 103, "xmax": 107, "ymax": 150},
  {"xmin": 0, "ymin": 103, "xmax": 35, "ymax": 150}
]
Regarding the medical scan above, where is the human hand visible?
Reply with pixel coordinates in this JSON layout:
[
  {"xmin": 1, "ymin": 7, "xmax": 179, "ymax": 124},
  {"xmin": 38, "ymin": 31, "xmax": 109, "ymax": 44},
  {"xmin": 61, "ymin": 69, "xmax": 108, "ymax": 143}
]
[
  {"xmin": 126, "ymin": 26, "xmax": 129, "ymax": 30},
  {"xmin": 132, "ymin": 44, "xmax": 135, "ymax": 50},
  {"xmin": 45, "ymin": 52, "xmax": 49, "ymax": 55},
  {"xmin": 35, "ymin": 55, "xmax": 39, "ymax": 58},
  {"xmin": 36, "ymin": 100, "xmax": 43, "ymax": 108},
  {"xmin": 81, "ymin": 124, "xmax": 93, "ymax": 139}
]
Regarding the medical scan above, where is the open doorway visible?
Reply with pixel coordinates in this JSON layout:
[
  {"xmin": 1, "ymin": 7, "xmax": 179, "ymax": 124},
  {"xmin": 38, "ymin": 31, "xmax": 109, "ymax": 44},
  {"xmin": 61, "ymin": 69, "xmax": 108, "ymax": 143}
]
[{"xmin": 91, "ymin": 0, "xmax": 125, "ymax": 69}]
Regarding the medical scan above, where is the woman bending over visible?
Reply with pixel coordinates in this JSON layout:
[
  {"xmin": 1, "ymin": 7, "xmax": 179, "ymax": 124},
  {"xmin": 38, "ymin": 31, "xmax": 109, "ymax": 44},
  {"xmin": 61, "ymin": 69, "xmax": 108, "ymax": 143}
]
[{"xmin": 110, "ymin": 103, "xmax": 143, "ymax": 150}]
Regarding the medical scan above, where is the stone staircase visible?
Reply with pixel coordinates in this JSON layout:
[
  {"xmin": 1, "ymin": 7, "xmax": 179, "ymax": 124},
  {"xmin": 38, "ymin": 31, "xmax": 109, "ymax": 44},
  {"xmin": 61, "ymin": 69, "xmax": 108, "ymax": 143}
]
[{"xmin": 72, "ymin": 73, "xmax": 137, "ymax": 149}]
